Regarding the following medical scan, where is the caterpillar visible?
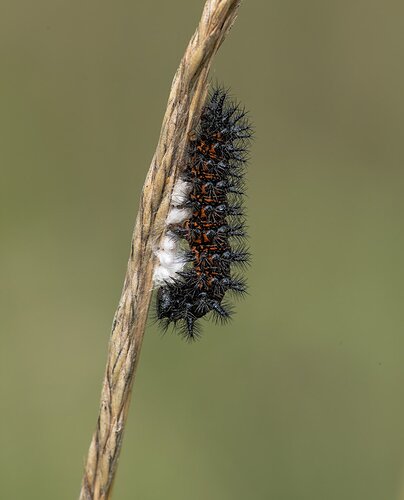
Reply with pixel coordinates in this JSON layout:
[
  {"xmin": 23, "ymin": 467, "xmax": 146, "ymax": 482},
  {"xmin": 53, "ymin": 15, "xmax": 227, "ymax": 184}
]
[{"xmin": 153, "ymin": 87, "xmax": 252, "ymax": 340}]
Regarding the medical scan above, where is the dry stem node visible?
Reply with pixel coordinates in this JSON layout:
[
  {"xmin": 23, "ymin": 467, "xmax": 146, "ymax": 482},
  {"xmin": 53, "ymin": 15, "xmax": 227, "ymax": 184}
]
[{"xmin": 79, "ymin": 1, "xmax": 242, "ymax": 499}]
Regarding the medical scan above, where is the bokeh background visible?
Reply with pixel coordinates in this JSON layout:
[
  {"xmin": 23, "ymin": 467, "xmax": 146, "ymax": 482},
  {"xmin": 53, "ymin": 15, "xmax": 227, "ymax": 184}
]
[{"xmin": 1, "ymin": 1, "xmax": 404, "ymax": 499}]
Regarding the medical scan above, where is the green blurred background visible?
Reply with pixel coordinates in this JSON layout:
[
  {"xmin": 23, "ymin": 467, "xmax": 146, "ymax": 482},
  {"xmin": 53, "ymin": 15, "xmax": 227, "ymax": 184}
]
[{"xmin": 1, "ymin": 1, "xmax": 404, "ymax": 498}]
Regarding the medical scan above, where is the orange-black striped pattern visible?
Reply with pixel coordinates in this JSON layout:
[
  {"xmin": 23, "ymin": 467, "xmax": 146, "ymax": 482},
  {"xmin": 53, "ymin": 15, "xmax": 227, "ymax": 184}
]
[{"xmin": 157, "ymin": 87, "xmax": 252, "ymax": 340}]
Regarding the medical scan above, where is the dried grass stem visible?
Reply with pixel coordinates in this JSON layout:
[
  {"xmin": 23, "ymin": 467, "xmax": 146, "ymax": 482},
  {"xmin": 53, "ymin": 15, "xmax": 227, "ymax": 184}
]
[{"xmin": 79, "ymin": 1, "xmax": 242, "ymax": 498}]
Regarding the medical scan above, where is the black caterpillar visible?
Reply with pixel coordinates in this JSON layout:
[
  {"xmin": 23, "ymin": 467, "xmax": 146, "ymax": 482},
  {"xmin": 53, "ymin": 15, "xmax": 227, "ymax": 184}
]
[{"xmin": 154, "ymin": 87, "xmax": 252, "ymax": 340}]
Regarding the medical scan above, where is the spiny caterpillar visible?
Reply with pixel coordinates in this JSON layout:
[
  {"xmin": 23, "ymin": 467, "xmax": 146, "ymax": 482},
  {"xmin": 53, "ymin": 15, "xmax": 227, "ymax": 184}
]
[{"xmin": 153, "ymin": 87, "xmax": 252, "ymax": 340}]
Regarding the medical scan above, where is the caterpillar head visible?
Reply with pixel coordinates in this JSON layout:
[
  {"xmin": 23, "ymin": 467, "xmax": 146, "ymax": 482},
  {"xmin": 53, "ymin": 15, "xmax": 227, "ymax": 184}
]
[{"xmin": 156, "ymin": 287, "xmax": 174, "ymax": 320}]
